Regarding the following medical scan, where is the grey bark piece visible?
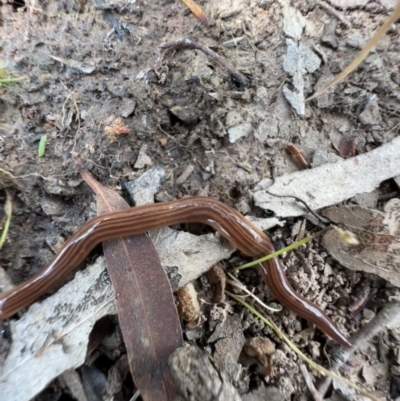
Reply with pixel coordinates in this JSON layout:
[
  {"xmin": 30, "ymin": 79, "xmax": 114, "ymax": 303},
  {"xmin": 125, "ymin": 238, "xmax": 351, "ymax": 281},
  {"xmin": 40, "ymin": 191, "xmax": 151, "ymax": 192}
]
[
  {"xmin": 353, "ymin": 189, "xmax": 379, "ymax": 208},
  {"xmin": 0, "ymin": 225, "xmax": 236, "ymax": 401},
  {"xmin": 254, "ymin": 136, "xmax": 400, "ymax": 217},
  {"xmin": 0, "ymin": 258, "xmax": 117, "ymax": 401},
  {"xmin": 283, "ymin": 40, "xmax": 321, "ymax": 75},
  {"xmin": 125, "ymin": 166, "xmax": 165, "ymax": 206},
  {"xmin": 328, "ymin": 0, "xmax": 369, "ymax": 8},
  {"xmin": 281, "ymin": 3, "xmax": 306, "ymax": 40},
  {"xmin": 208, "ymin": 314, "xmax": 246, "ymax": 382},
  {"xmin": 169, "ymin": 346, "xmax": 242, "ymax": 401},
  {"xmin": 282, "ymin": 39, "xmax": 321, "ymax": 116},
  {"xmin": 150, "ymin": 227, "xmax": 235, "ymax": 291}
]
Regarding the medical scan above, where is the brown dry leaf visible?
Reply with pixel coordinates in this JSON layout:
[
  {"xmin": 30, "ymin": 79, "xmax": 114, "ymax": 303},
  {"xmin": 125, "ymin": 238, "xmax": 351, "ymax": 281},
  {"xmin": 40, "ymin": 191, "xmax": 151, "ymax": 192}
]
[
  {"xmin": 80, "ymin": 170, "xmax": 183, "ymax": 401},
  {"xmin": 104, "ymin": 117, "xmax": 131, "ymax": 141},
  {"xmin": 308, "ymin": 3, "xmax": 400, "ymax": 100},
  {"xmin": 322, "ymin": 199, "xmax": 400, "ymax": 287}
]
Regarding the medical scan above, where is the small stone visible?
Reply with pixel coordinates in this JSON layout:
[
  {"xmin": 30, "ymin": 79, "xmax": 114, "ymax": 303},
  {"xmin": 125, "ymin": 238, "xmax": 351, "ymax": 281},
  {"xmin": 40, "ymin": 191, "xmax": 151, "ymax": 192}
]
[
  {"xmin": 169, "ymin": 105, "xmax": 199, "ymax": 125},
  {"xmin": 40, "ymin": 196, "xmax": 65, "ymax": 216},
  {"xmin": 358, "ymin": 96, "xmax": 382, "ymax": 126},
  {"xmin": 125, "ymin": 166, "xmax": 165, "ymax": 205},
  {"xmin": 244, "ymin": 337, "xmax": 275, "ymax": 374},
  {"xmin": 321, "ymin": 20, "xmax": 338, "ymax": 49},
  {"xmin": 311, "ymin": 150, "xmax": 341, "ymax": 167},
  {"xmin": 134, "ymin": 144, "xmax": 153, "ymax": 169},
  {"xmin": 353, "ymin": 189, "xmax": 379, "ymax": 209},
  {"xmin": 228, "ymin": 122, "xmax": 253, "ymax": 143},
  {"xmin": 120, "ymin": 99, "xmax": 136, "ymax": 118},
  {"xmin": 363, "ymin": 308, "xmax": 376, "ymax": 322}
]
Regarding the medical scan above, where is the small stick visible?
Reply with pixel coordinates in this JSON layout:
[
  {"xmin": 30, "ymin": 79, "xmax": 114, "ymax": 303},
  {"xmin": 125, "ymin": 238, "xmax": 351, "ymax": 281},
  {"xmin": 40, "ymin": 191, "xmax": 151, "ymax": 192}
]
[
  {"xmin": 317, "ymin": 301, "xmax": 400, "ymax": 397},
  {"xmin": 265, "ymin": 190, "xmax": 330, "ymax": 225},
  {"xmin": 159, "ymin": 39, "xmax": 248, "ymax": 86},
  {"xmin": 307, "ymin": 3, "xmax": 400, "ymax": 100},
  {"xmin": 316, "ymin": 0, "xmax": 351, "ymax": 28},
  {"xmin": 181, "ymin": 0, "xmax": 210, "ymax": 26},
  {"xmin": 300, "ymin": 364, "xmax": 323, "ymax": 401},
  {"xmin": 175, "ymin": 164, "xmax": 194, "ymax": 185}
]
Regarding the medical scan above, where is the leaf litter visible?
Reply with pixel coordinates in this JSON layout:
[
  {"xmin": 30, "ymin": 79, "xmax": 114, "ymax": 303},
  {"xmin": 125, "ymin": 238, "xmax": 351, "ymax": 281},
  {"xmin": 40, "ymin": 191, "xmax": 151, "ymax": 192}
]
[
  {"xmin": 322, "ymin": 199, "xmax": 400, "ymax": 287},
  {"xmin": 1, "ymin": 0, "xmax": 400, "ymax": 399},
  {"xmin": 80, "ymin": 169, "xmax": 183, "ymax": 401}
]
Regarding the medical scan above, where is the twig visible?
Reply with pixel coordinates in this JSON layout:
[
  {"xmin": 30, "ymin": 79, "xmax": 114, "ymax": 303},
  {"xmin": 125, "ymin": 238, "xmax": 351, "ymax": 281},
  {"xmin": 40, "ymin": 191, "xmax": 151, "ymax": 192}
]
[
  {"xmin": 307, "ymin": 3, "xmax": 400, "ymax": 100},
  {"xmin": 300, "ymin": 364, "xmax": 323, "ymax": 401},
  {"xmin": 159, "ymin": 39, "xmax": 248, "ymax": 86},
  {"xmin": 316, "ymin": 0, "xmax": 351, "ymax": 28},
  {"xmin": 317, "ymin": 301, "xmax": 400, "ymax": 397},
  {"xmin": 265, "ymin": 190, "xmax": 330, "ymax": 224}
]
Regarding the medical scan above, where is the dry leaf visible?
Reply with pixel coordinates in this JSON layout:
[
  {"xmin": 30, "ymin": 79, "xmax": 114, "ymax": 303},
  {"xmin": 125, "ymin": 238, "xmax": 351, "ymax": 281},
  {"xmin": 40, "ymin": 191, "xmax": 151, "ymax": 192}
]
[
  {"xmin": 253, "ymin": 136, "xmax": 400, "ymax": 217},
  {"xmin": 322, "ymin": 199, "xmax": 400, "ymax": 287},
  {"xmin": 80, "ymin": 170, "xmax": 183, "ymax": 401}
]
